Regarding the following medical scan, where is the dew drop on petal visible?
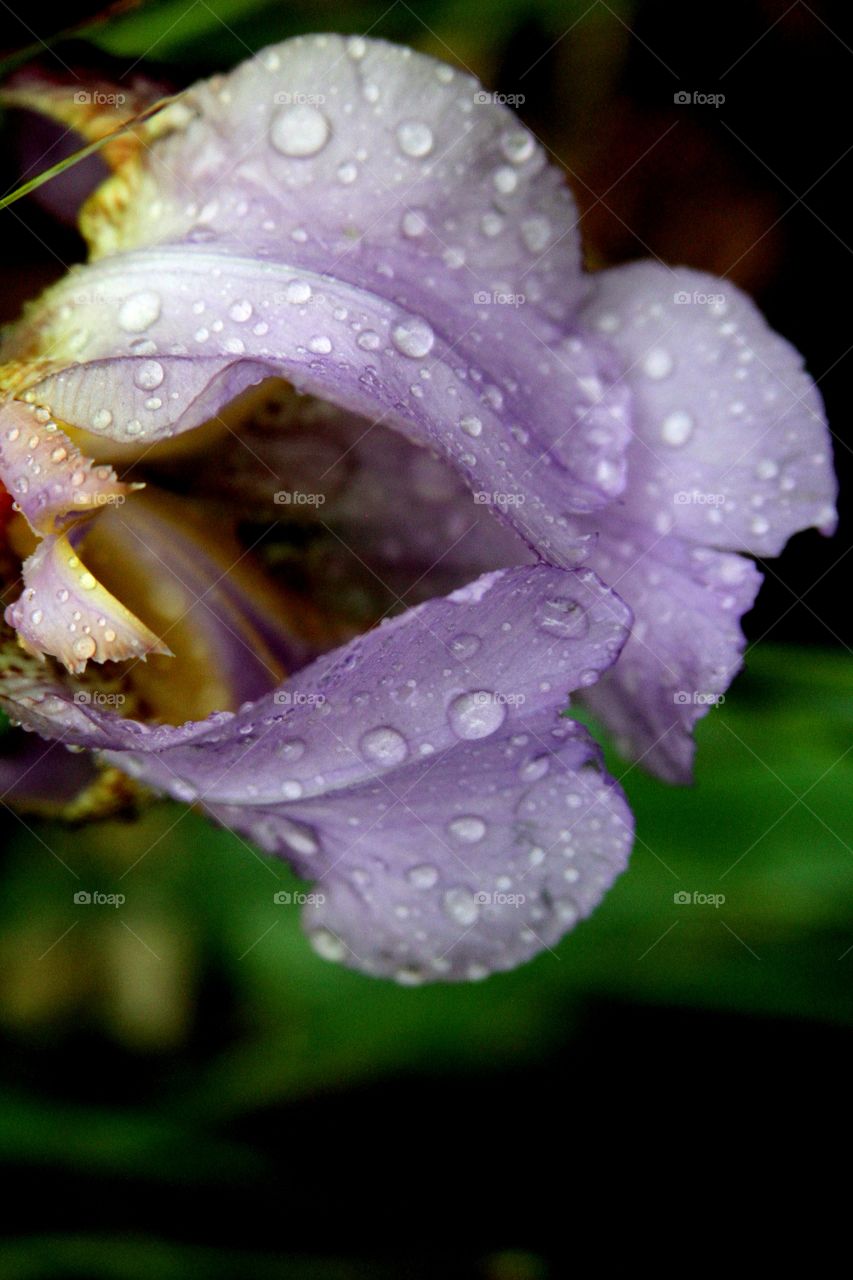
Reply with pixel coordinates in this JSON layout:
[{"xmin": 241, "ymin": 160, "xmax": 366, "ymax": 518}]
[
  {"xmin": 448, "ymin": 815, "xmax": 487, "ymax": 843},
  {"xmin": 391, "ymin": 317, "xmax": 435, "ymax": 358},
  {"xmin": 448, "ymin": 690, "xmax": 506, "ymax": 739},
  {"xmin": 118, "ymin": 292, "xmax": 162, "ymax": 333},
  {"xmin": 360, "ymin": 725, "xmax": 409, "ymax": 766},
  {"xmin": 408, "ymin": 864, "xmax": 439, "ymax": 890},
  {"xmin": 660, "ymin": 411, "xmax": 694, "ymax": 446},
  {"xmin": 310, "ymin": 928, "xmax": 347, "ymax": 961},
  {"xmin": 642, "ymin": 347, "xmax": 673, "ymax": 380},
  {"xmin": 133, "ymin": 360, "xmax": 164, "ymax": 390},
  {"xmin": 270, "ymin": 104, "xmax": 331, "ymax": 157},
  {"xmin": 396, "ymin": 120, "xmax": 434, "ymax": 157},
  {"xmin": 443, "ymin": 887, "xmax": 479, "ymax": 926}
]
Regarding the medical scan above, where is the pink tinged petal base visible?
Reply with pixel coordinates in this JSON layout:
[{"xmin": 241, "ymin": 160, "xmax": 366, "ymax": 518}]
[
  {"xmin": 579, "ymin": 262, "xmax": 837, "ymax": 557},
  {"xmin": 0, "ymin": 565, "xmax": 634, "ymax": 981}
]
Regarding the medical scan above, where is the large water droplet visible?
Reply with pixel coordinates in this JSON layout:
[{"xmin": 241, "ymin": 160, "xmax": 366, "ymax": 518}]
[
  {"xmin": 310, "ymin": 928, "xmax": 347, "ymax": 961},
  {"xmin": 537, "ymin": 597, "xmax": 589, "ymax": 638},
  {"xmin": 396, "ymin": 120, "xmax": 434, "ymax": 157},
  {"xmin": 271, "ymin": 104, "xmax": 331, "ymax": 157},
  {"xmin": 408, "ymin": 864, "xmax": 439, "ymax": 890},
  {"xmin": 660, "ymin": 410, "xmax": 693, "ymax": 446},
  {"xmin": 642, "ymin": 347, "xmax": 673, "ymax": 380},
  {"xmin": 448, "ymin": 815, "xmax": 487, "ymax": 843},
  {"xmin": 391, "ymin": 317, "xmax": 435, "ymax": 358},
  {"xmin": 448, "ymin": 690, "xmax": 507, "ymax": 739},
  {"xmin": 360, "ymin": 725, "xmax": 409, "ymax": 766},
  {"xmin": 118, "ymin": 292, "xmax": 162, "ymax": 333},
  {"xmin": 133, "ymin": 360, "xmax": 164, "ymax": 390}
]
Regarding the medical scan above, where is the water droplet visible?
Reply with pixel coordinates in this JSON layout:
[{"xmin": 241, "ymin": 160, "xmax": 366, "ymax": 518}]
[
  {"xmin": 280, "ymin": 780, "xmax": 304, "ymax": 800},
  {"xmin": 660, "ymin": 410, "xmax": 693, "ymax": 446},
  {"xmin": 443, "ymin": 887, "xmax": 479, "ymax": 926},
  {"xmin": 642, "ymin": 347, "xmax": 673, "ymax": 379},
  {"xmin": 521, "ymin": 216, "xmax": 551, "ymax": 252},
  {"xmin": 408, "ymin": 864, "xmax": 439, "ymax": 890},
  {"xmin": 229, "ymin": 299, "xmax": 253, "ymax": 323},
  {"xmin": 450, "ymin": 633, "xmax": 481, "ymax": 660},
  {"xmin": 501, "ymin": 129, "xmax": 534, "ymax": 164},
  {"xmin": 448, "ymin": 690, "xmax": 506, "ymax": 739},
  {"xmin": 357, "ymin": 330, "xmax": 381, "ymax": 351},
  {"xmin": 118, "ymin": 291, "xmax": 161, "ymax": 333},
  {"xmin": 459, "ymin": 415, "xmax": 482, "ymax": 437},
  {"xmin": 133, "ymin": 360, "xmax": 164, "ymax": 390},
  {"xmin": 337, "ymin": 161, "xmax": 358, "ymax": 184},
  {"xmin": 520, "ymin": 755, "xmax": 550, "ymax": 782},
  {"xmin": 285, "ymin": 280, "xmax": 312, "ymax": 305},
  {"xmin": 448, "ymin": 815, "xmax": 487, "ymax": 843},
  {"xmin": 309, "ymin": 335, "xmax": 332, "ymax": 354},
  {"xmin": 397, "ymin": 120, "xmax": 434, "ymax": 157},
  {"xmin": 537, "ymin": 597, "xmax": 589, "ymax": 638},
  {"xmin": 270, "ymin": 104, "xmax": 331, "ymax": 157},
  {"xmin": 92, "ymin": 409, "xmax": 113, "ymax": 430},
  {"xmin": 280, "ymin": 818, "xmax": 320, "ymax": 857},
  {"xmin": 493, "ymin": 166, "xmax": 518, "ymax": 194},
  {"xmin": 401, "ymin": 208, "xmax": 428, "ymax": 237},
  {"xmin": 73, "ymin": 636, "xmax": 96, "ymax": 661},
  {"xmin": 360, "ymin": 725, "xmax": 408, "ymax": 766},
  {"xmin": 310, "ymin": 928, "xmax": 347, "ymax": 961},
  {"xmin": 391, "ymin": 317, "xmax": 435, "ymax": 358}
]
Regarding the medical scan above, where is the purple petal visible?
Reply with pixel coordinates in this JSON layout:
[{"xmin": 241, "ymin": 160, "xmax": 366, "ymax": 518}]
[
  {"xmin": 0, "ymin": 401, "xmax": 130, "ymax": 534},
  {"xmin": 6, "ymin": 527, "xmax": 170, "ymax": 673},
  {"xmin": 571, "ymin": 514, "xmax": 762, "ymax": 782},
  {"xmin": 2, "ymin": 35, "xmax": 634, "ymax": 560},
  {"xmin": 0, "ymin": 565, "xmax": 633, "ymax": 980},
  {"xmin": 579, "ymin": 261, "xmax": 837, "ymax": 556},
  {"xmin": 0, "ymin": 731, "xmax": 97, "ymax": 812}
]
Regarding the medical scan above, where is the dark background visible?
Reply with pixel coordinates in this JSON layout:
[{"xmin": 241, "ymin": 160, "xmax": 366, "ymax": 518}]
[{"xmin": 0, "ymin": 2, "xmax": 850, "ymax": 1275}]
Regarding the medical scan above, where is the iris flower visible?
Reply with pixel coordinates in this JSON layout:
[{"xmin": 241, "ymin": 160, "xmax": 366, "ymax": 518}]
[{"xmin": 0, "ymin": 35, "xmax": 836, "ymax": 982}]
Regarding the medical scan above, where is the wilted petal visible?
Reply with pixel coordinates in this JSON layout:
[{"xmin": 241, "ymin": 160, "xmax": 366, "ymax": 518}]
[
  {"xmin": 579, "ymin": 261, "xmax": 837, "ymax": 556},
  {"xmin": 0, "ymin": 565, "xmax": 633, "ymax": 979}
]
